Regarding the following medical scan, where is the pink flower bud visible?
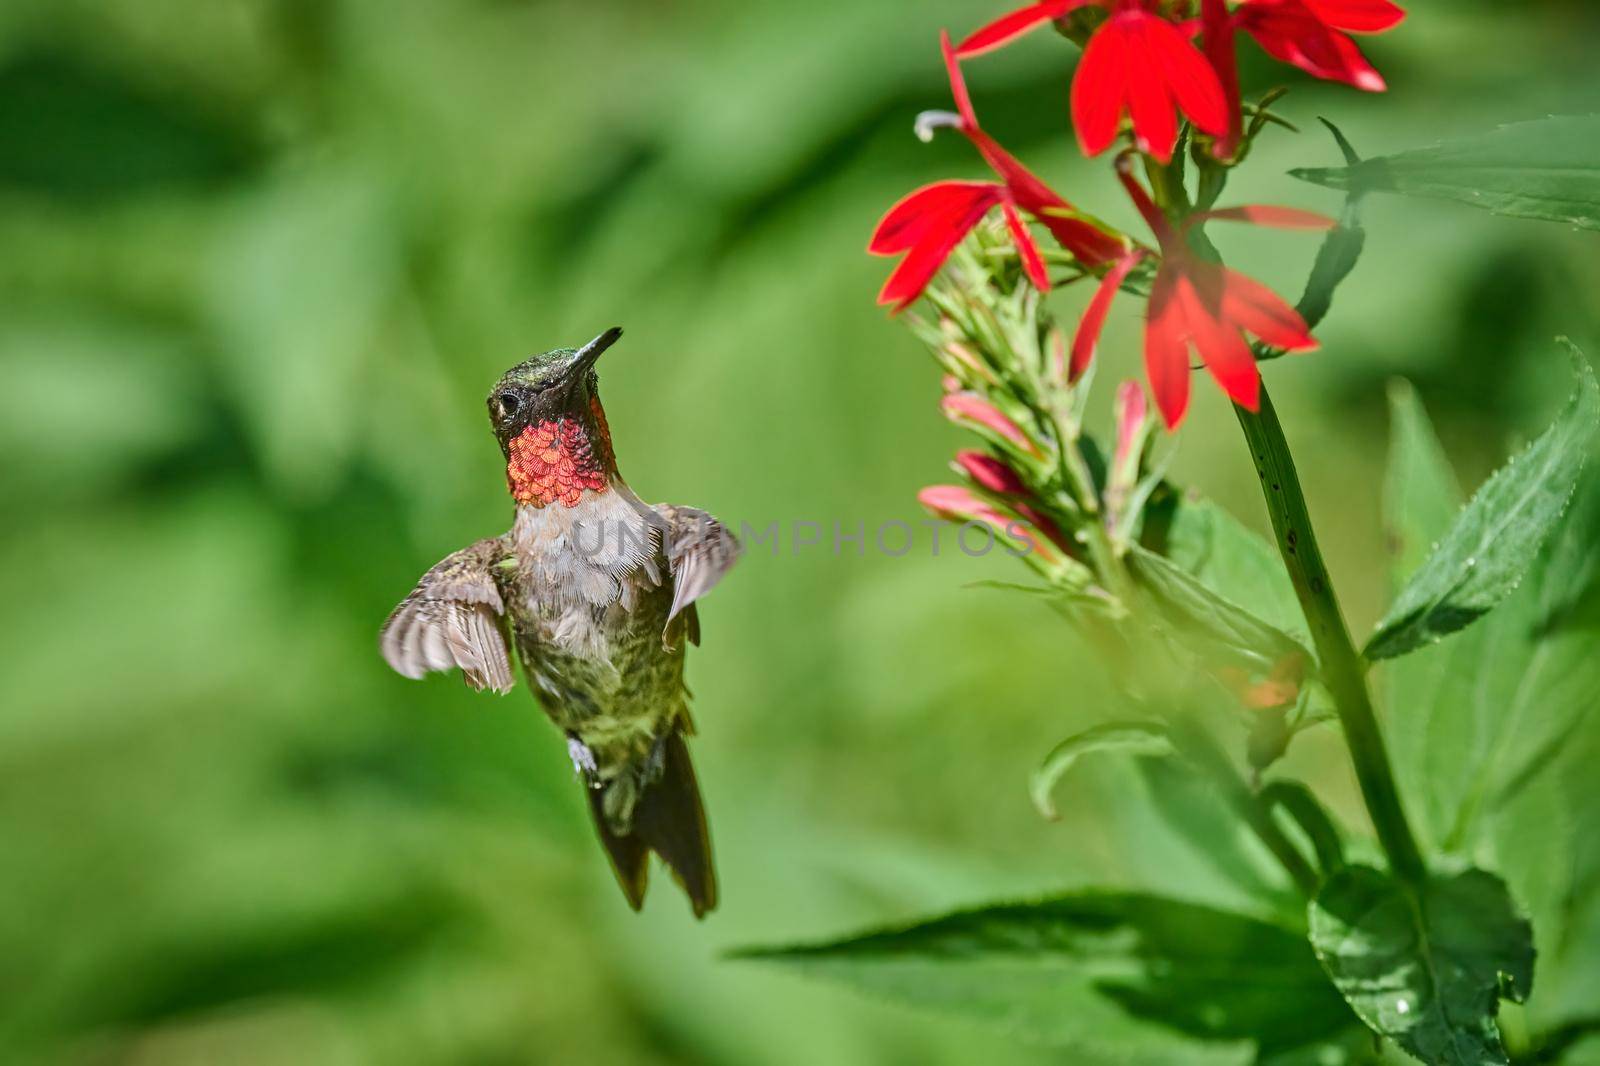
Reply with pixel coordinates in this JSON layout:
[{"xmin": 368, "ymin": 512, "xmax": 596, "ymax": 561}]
[
  {"xmin": 917, "ymin": 484, "xmax": 986, "ymax": 523},
  {"xmin": 918, "ymin": 485, "xmax": 1066, "ymax": 564},
  {"xmin": 1013, "ymin": 502, "xmax": 1076, "ymax": 557},
  {"xmin": 1112, "ymin": 380, "xmax": 1150, "ymax": 474},
  {"xmin": 1046, "ymin": 327, "xmax": 1070, "ymax": 390},
  {"xmin": 954, "ymin": 450, "xmax": 1028, "ymax": 495},
  {"xmin": 941, "ymin": 393, "xmax": 1044, "ymax": 458},
  {"xmin": 941, "ymin": 374, "xmax": 963, "ymax": 393},
  {"xmin": 1104, "ymin": 379, "xmax": 1154, "ymax": 545},
  {"xmin": 943, "ymin": 341, "xmax": 998, "ymax": 385}
]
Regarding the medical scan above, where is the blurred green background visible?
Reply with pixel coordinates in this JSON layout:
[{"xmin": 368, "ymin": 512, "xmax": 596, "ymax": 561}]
[{"xmin": 3, "ymin": 1, "xmax": 1599, "ymax": 1063}]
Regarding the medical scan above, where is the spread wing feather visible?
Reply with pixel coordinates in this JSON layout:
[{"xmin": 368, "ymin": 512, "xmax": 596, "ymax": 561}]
[
  {"xmin": 380, "ymin": 538, "xmax": 515, "ymax": 694},
  {"xmin": 654, "ymin": 504, "xmax": 740, "ymax": 630}
]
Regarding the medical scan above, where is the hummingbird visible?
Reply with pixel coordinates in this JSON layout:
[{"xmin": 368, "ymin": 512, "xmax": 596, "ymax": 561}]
[{"xmin": 380, "ymin": 327, "xmax": 739, "ymax": 917}]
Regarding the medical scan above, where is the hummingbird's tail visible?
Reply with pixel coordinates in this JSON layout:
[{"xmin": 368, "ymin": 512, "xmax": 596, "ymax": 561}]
[{"xmin": 586, "ymin": 731, "xmax": 717, "ymax": 918}]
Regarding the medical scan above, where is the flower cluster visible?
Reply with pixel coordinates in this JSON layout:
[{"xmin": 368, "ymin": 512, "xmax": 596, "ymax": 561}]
[
  {"xmin": 870, "ymin": 0, "xmax": 1402, "ymax": 427},
  {"xmin": 907, "ymin": 227, "xmax": 1160, "ymax": 607}
]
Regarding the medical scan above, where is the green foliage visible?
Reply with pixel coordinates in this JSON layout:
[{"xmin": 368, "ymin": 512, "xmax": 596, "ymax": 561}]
[
  {"xmin": 1030, "ymin": 722, "xmax": 1175, "ymax": 820},
  {"xmin": 1129, "ymin": 544, "xmax": 1312, "ymax": 676},
  {"xmin": 1382, "ymin": 381, "xmax": 1466, "ymax": 586},
  {"xmin": 1365, "ymin": 346, "xmax": 1600, "ymax": 660},
  {"xmin": 1163, "ymin": 497, "xmax": 1307, "ymax": 641},
  {"xmin": 1309, "ymin": 867, "xmax": 1533, "ymax": 1066},
  {"xmin": 1380, "ymin": 388, "xmax": 1600, "ymax": 1038},
  {"xmin": 1292, "ymin": 120, "xmax": 1367, "ymax": 334},
  {"xmin": 1257, "ymin": 781, "xmax": 1345, "ymax": 877},
  {"xmin": 1292, "ymin": 116, "xmax": 1600, "ymax": 231},
  {"xmin": 7, "ymin": 1, "xmax": 1600, "ymax": 1062},
  {"xmin": 738, "ymin": 893, "xmax": 1354, "ymax": 1064}
]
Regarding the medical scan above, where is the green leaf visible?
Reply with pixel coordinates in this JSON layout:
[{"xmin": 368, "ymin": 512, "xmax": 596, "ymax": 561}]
[
  {"xmin": 1382, "ymin": 388, "xmax": 1600, "ymax": 873},
  {"xmin": 1130, "ymin": 755, "xmax": 1304, "ymax": 918},
  {"xmin": 1030, "ymin": 722, "xmax": 1175, "ymax": 820},
  {"xmin": 1382, "ymin": 380, "xmax": 1466, "ymax": 586},
  {"xmin": 1291, "ymin": 116, "xmax": 1600, "ymax": 231},
  {"xmin": 1294, "ymin": 119, "xmax": 1367, "ymax": 334},
  {"xmin": 1309, "ymin": 867, "xmax": 1533, "ymax": 1066},
  {"xmin": 1130, "ymin": 543, "xmax": 1311, "ymax": 675},
  {"xmin": 962, "ymin": 579, "xmax": 1065, "ymax": 597},
  {"xmin": 1365, "ymin": 345, "xmax": 1600, "ymax": 661},
  {"xmin": 1258, "ymin": 781, "xmax": 1345, "ymax": 877},
  {"xmin": 737, "ymin": 893, "xmax": 1352, "ymax": 1063},
  {"xmin": 1383, "ymin": 474, "xmax": 1600, "ymax": 1036},
  {"xmin": 1163, "ymin": 497, "xmax": 1306, "ymax": 640}
]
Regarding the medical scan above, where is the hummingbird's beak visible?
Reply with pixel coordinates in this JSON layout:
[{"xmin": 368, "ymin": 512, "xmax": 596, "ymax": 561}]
[{"xmin": 563, "ymin": 326, "xmax": 623, "ymax": 381}]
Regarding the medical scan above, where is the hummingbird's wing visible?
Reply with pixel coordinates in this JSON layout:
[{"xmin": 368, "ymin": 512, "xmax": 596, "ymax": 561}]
[
  {"xmin": 380, "ymin": 538, "xmax": 515, "ymax": 694},
  {"xmin": 654, "ymin": 504, "xmax": 741, "ymax": 635}
]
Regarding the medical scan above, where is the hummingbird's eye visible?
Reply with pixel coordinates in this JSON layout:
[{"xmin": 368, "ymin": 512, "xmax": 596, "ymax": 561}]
[{"xmin": 497, "ymin": 391, "xmax": 521, "ymax": 419}]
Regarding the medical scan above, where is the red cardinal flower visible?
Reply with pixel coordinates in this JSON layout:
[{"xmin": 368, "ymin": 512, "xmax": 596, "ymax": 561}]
[
  {"xmin": 1071, "ymin": 157, "xmax": 1333, "ymax": 429},
  {"xmin": 1233, "ymin": 0, "xmax": 1404, "ymax": 92},
  {"xmin": 957, "ymin": 0, "xmax": 1229, "ymax": 165},
  {"xmin": 870, "ymin": 32, "xmax": 1128, "ymax": 310}
]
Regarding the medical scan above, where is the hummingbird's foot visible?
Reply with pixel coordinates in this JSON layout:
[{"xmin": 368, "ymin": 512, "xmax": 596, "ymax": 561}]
[{"xmin": 567, "ymin": 736, "xmax": 599, "ymax": 780}]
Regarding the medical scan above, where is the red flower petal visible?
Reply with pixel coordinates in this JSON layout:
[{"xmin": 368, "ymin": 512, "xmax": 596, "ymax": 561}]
[
  {"xmin": 961, "ymin": 130, "xmax": 1126, "ymax": 268},
  {"xmin": 1304, "ymin": 0, "xmax": 1404, "ymax": 32},
  {"xmin": 1071, "ymin": 250, "xmax": 1146, "ymax": 381},
  {"xmin": 1182, "ymin": 273, "xmax": 1261, "ymax": 411},
  {"xmin": 1188, "ymin": 205, "xmax": 1336, "ymax": 229},
  {"xmin": 956, "ymin": 0, "xmax": 1093, "ymax": 57},
  {"xmin": 876, "ymin": 186, "xmax": 1004, "ymax": 311},
  {"xmin": 1201, "ymin": 0, "xmax": 1243, "ymax": 160},
  {"xmin": 1221, "ymin": 268, "xmax": 1318, "ymax": 351},
  {"xmin": 1125, "ymin": 29, "xmax": 1180, "ymax": 163},
  {"xmin": 1144, "ymin": 266, "xmax": 1193, "ymax": 429},
  {"xmin": 1038, "ymin": 210, "xmax": 1129, "ymax": 269},
  {"xmin": 1239, "ymin": 0, "xmax": 1386, "ymax": 91},
  {"xmin": 869, "ymin": 181, "xmax": 1003, "ymax": 255},
  {"xmin": 1138, "ymin": 13, "xmax": 1229, "ymax": 142},
  {"xmin": 1072, "ymin": 18, "xmax": 1131, "ymax": 158},
  {"xmin": 1001, "ymin": 200, "xmax": 1052, "ymax": 292},
  {"xmin": 939, "ymin": 30, "xmax": 979, "ymax": 129},
  {"xmin": 1113, "ymin": 156, "xmax": 1176, "ymax": 248},
  {"xmin": 936, "ymin": 29, "xmax": 1127, "ymax": 268}
]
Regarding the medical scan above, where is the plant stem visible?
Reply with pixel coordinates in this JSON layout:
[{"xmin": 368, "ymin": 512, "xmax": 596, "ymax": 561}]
[{"xmin": 1233, "ymin": 384, "xmax": 1427, "ymax": 887}]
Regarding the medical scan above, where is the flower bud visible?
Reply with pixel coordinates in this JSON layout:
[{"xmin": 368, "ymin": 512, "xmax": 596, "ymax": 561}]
[
  {"xmin": 1112, "ymin": 379, "xmax": 1150, "ymax": 476},
  {"xmin": 1104, "ymin": 379, "xmax": 1154, "ymax": 543},
  {"xmin": 941, "ymin": 341, "xmax": 998, "ymax": 386},
  {"xmin": 954, "ymin": 450, "xmax": 1028, "ymax": 495},
  {"xmin": 918, "ymin": 485, "xmax": 1065, "ymax": 565},
  {"xmin": 941, "ymin": 392, "xmax": 1045, "ymax": 459},
  {"xmin": 1046, "ymin": 326, "xmax": 1070, "ymax": 390}
]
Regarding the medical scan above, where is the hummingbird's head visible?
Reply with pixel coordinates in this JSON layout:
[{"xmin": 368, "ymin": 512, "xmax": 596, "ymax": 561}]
[{"xmin": 489, "ymin": 327, "xmax": 623, "ymax": 507}]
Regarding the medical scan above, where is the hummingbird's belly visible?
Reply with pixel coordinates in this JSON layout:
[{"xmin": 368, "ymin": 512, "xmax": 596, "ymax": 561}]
[{"xmin": 512, "ymin": 577, "xmax": 687, "ymax": 777}]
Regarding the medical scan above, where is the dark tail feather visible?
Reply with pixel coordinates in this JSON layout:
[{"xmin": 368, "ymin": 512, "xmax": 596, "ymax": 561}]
[{"xmin": 585, "ymin": 732, "xmax": 717, "ymax": 918}]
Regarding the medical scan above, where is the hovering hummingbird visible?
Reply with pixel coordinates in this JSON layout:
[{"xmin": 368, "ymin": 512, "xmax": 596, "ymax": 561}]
[{"xmin": 380, "ymin": 328, "xmax": 739, "ymax": 917}]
